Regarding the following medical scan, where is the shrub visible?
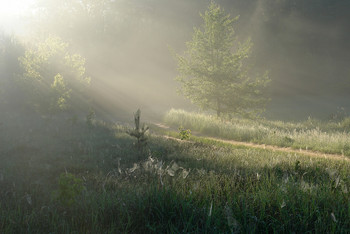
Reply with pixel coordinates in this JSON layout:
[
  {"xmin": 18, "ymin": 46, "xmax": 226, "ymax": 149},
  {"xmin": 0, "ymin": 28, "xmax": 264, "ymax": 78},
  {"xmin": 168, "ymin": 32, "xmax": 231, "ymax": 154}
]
[
  {"xmin": 179, "ymin": 127, "xmax": 191, "ymax": 140},
  {"xmin": 52, "ymin": 173, "xmax": 84, "ymax": 207},
  {"xmin": 16, "ymin": 36, "xmax": 91, "ymax": 114}
]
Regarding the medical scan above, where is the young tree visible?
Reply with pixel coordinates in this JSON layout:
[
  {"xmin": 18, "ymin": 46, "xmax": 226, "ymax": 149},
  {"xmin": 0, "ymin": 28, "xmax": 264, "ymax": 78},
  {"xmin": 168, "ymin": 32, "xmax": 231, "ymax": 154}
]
[
  {"xmin": 16, "ymin": 36, "xmax": 91, "ymax": 114},
  {"xmin": 176, "ymin": 2, "xmax": 270, "ymax": 118}
]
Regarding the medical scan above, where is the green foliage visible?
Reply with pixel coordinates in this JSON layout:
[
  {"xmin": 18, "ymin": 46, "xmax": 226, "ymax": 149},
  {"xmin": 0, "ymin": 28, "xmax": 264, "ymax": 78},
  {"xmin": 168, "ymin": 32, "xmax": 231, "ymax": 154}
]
[
  {"xmin": 176, "ymin": 2, "xmax": 270, "ymax": 117},
  {"xmin": 128, "ymin": 109, "xmax": 149, "ymax": 150},
  {"xmin": 178, "ymin": 126, "xmax": 191, "ymax": 140},
  {"xmin": 51, "ymin": 73, "xmax": 71, "ymax": 111},
  {"xmin": 53, "ymin": 172, "xmax": 84, "ymax": 207},
  {"xmin": 16, "ymin": 36, "xmax": 91, "ymax": 114}
]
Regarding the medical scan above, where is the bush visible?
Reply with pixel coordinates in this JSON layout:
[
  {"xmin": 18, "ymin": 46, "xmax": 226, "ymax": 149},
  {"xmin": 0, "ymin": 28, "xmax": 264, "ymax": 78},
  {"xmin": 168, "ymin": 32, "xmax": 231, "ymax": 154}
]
[
  {"xmin": 52, "ymin": 173, "xmax": 84, "ymax": 207},
  {"xmin": 16, "ymin": 36, "xmax": 91, "ymax": 114},
  {"xmin": 179, "ymin": 127, "xmax": 191, "ymax": 140}
]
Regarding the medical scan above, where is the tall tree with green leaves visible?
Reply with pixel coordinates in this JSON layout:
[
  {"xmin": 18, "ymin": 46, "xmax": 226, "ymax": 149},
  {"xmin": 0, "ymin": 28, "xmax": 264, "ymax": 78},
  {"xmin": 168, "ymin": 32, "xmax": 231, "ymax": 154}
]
[
  {"xmin": 176, "ymin": 2, "xmax": 270, "ymax": 118},
  {"xmin": 17, "ymin": 36, "xmax": 91, "ymax": 114}
]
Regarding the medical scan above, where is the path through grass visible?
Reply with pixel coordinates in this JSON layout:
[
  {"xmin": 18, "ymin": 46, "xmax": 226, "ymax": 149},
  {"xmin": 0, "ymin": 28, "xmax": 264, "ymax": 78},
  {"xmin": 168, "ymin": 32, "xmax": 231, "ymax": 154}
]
[
  {"xmin": 1, "ymin": 113, "xmax": 350, "ymax": 232},
  {"xmin": 164, "ymin": 109, "xmax": 350, "ymax": 156}
]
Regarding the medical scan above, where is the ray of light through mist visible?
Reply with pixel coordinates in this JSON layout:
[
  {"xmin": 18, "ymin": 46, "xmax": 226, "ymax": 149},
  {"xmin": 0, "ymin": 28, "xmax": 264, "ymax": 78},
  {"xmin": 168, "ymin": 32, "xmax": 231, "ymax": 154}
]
[{"xmin": 1, "ymin": 0, "xmax": 350, "ymax": 121}]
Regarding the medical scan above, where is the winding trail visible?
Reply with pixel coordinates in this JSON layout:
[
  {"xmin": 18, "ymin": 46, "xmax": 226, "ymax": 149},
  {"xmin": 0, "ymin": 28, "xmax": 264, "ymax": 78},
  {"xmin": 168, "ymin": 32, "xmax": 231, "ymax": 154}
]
[{"xmin": 152, "ymin": 123, "xmax": 350, "ymax": 162}]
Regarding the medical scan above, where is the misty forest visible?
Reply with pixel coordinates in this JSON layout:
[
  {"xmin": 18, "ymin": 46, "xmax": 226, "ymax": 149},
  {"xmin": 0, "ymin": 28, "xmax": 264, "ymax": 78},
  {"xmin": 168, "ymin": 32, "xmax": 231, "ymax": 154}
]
[{"xmin": 2, "ymin": 0, "xmax": 350, "ymax": 232}]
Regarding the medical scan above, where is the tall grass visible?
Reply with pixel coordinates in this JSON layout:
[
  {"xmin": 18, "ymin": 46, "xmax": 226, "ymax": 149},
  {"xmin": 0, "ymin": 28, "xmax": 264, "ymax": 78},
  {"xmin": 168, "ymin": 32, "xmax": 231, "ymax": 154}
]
[
  {"xmin": 164, "ymin": 109, "xmax": 350, "ymax": 156},
  {"xmin": 2, "ymin": 112, "xmax": 350, "ymax": 232}
]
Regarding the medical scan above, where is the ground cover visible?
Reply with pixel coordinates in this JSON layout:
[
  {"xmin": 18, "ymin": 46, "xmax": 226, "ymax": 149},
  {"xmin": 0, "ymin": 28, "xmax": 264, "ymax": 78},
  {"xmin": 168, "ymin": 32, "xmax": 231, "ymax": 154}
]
[{"xmin": 1, "ymin": 113, "xmax": 350, "ymax": 232}]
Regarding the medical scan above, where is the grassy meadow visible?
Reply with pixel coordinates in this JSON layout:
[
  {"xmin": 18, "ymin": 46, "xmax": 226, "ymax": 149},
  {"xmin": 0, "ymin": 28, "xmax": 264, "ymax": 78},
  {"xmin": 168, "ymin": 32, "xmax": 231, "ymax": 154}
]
[
  {"xmin": 2, "ymin": 0, "xmax": 350, "ymax": 233},
  {"xmin": 164, "ymin": 109, "xmax": 350, "ymax": 156},
  {"xmin": 1, "ymin": 111, "xmax": 350, "ymax": 232}
]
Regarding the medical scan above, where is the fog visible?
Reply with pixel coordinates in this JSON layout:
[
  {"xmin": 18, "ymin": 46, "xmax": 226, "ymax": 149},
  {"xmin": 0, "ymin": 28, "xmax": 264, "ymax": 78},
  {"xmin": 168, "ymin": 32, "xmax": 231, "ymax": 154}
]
[{"xmin": 1, "ymin": 0, "xmax": 350, "ymax": 121}]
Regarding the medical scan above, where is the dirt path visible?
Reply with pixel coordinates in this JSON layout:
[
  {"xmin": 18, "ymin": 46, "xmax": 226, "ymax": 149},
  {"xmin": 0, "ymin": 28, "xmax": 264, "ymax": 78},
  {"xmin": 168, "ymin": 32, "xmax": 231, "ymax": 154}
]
[
  {"xmin": 152, "ymin": 123, "xmax": 350, "ymax": 162},
  {"xmin": 206, "ymin": 137, "xmax": 349, "ymax": 161}
]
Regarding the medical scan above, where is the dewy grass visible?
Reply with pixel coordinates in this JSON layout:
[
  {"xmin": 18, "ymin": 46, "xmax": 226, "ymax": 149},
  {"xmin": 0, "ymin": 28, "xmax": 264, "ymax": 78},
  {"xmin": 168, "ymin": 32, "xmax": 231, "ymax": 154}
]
[
  {"xmin": 164, "ymin": 109, "xmax": 350, "ymax": 156},
  {"xmin": 2, "ymin": 112, "xmax": 350, "ymax": 232}
]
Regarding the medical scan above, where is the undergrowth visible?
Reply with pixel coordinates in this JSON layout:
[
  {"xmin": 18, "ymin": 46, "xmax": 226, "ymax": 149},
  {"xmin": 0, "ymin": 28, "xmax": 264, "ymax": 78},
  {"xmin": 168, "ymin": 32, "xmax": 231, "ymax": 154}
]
[{"xmin": 1, "ymin": 112, "xmax": 350, "ymax": 232}]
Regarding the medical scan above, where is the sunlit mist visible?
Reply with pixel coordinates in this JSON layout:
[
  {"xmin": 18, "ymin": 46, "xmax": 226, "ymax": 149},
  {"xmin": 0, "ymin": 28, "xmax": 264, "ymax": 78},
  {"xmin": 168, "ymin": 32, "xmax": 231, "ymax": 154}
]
[
  {"xmin": 0, "ymin": 0, "xmax": 36, "ymax": 34},
  {"xmin": 2, "ymin": 1, "xmax": 350, "ymax": 232},
  {"xmin": 1, "ymin": 0, "xmax": 350, "ymax": 120}
]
